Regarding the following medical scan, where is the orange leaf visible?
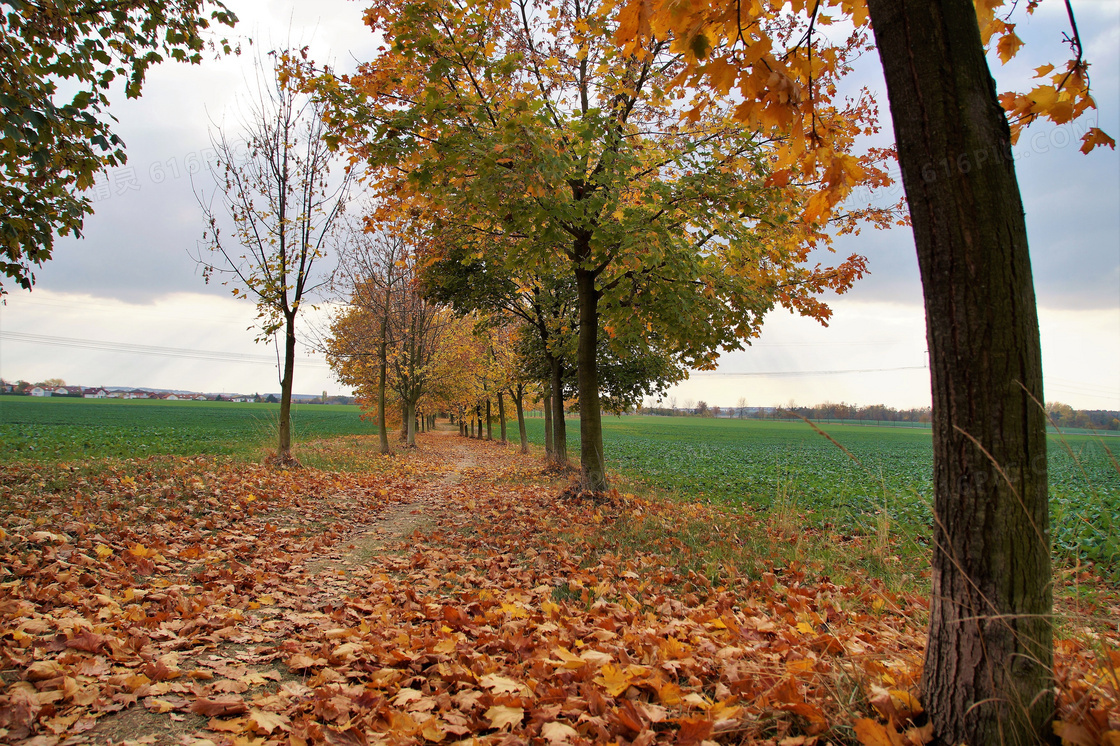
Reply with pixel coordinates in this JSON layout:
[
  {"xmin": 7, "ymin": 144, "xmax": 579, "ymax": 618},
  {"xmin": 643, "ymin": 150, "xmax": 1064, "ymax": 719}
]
[
  {"xmin": 1080, "ymin": 127, "xmax": 1117, "ymax": 154},
  {"xmin": 854, "ymin": 718, "xmax": 903, "ymax": 746},
  {"xmin": 996, "ymin": 30, "xmax": 1023, "ymax": 64},
  {"xmin": 190, "ymin": 694, "xmax": 248, "ymax": 717},
  {"xmin": 594, "ymin": 663, "xmax": 634, "ymax": 697}
]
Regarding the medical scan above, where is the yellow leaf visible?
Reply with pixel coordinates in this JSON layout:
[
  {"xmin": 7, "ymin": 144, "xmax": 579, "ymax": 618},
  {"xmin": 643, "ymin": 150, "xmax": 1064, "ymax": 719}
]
[
  {"xmin": 420, "ymin": 717, "xmax": 446, "ymax": 742},
  {"xmin": 996, "ymin": 30, "xmax": 1023, "ymax": 64},
  {"xmin": 853, "ymin": 718, "xmax": 900, "ymax": 746},
  {"xmin": 485, "ymin": 704, "xmax": 524, "ymax": 730},
  {"xmin": 248, "ymin": 709, "xmax": 290, "ymax": 734},
  {"xmin": 658, "ymin": 681, "xmax": 682, "ymax": 705},
  {"xmin": 95, "ymin": 544, "xmax": 113, "ymax": 559},
  {"xmin": 550, "ymin": 646, "xmax": 587, "ymax": 669},
  {"xmin": 593, "ymin": 663, "xmax": 634, "ymax": 697},
  {"xmin": 433, "ymin": 637, "xmax": 457, "ymax": 654},
  {"xmin": 1098, "ymin": 730, "xmax": 1120, "ymax": 746},
  {"xmin": 479, "ymin": 673, "xmax": 530, "ymax": 696},
  {"xmin": 541, "ymin": 721, "xmax": 580, "ymax": 743}
]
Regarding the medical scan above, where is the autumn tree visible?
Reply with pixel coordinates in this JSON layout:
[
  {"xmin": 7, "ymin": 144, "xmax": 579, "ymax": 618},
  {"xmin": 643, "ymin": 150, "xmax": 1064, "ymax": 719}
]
[
  {"xmin": 1, "ymin": 0, "xmax": 237, "ymax": 293},
  {"xmin": 330, "ymin": 225, "xmax": 411, "ymax": 454},
  {"xmin": 612, "ymin": 0, "xmax": 1113, "ymax": 741},
  {"xmin": 317, "ymin": 0, "xmax": 889, "ymax": 491},
  {"xmin": 198, "ymin": 51, "xmax": 352, "ymax": 463},
  {"xmin": 328, "ymin": 233, "xmax": 458, "ymax": 448},
  {"xmin": 419, "ymin": 236, "xmax": 576, "ymax": 466}
]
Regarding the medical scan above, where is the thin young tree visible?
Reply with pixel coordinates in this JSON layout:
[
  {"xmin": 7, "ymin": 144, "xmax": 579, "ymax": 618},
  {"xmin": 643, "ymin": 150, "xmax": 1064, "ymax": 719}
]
[
  {"xmin": 198, "ymin": 50, "xmax": 351, "ymax": 464},
  {"xmin": 331, "ymin": 225, "xmax": 409, "ymax": 455}
]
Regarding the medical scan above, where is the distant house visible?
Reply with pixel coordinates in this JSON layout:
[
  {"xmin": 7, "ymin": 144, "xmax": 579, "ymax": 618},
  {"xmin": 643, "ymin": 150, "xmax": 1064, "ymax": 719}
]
[
  {"xmin": 165, "ymin": 394, "xmax": 180, "ymax": 401},
  {"xmin": 126, "ymin": 390, "xmax": 150, "ymax": 399},
  {"xmin": 30, "ymin": 387, "xmax": 49, "ymax": 397},
  {"xmin": 107, "ymin": 390, "xmax": 125, "ymax": 398},
  {"xmin": 52, "ymin": 387, "xmax": 71, "ymax": 396},
  {"xmin": 83, "ymin": 388, "xmax": 107, "ymax": 399}
]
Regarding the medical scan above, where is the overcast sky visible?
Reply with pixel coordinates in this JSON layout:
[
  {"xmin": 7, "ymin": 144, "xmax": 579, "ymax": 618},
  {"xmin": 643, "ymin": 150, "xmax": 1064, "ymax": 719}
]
[{"xmin": 0, "ymin": 0, "xmax": 1116, "ymax": 409}]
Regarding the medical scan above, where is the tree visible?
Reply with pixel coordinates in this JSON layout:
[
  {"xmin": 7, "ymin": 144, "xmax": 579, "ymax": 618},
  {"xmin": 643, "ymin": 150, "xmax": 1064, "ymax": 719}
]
[
  {"xmin": 1, "ymin": 0, "xmax": 236, "ymax": 293},
  {"xmin": 613, "ymin": 0, "xmax": 1113, "ymax": 741},
  {"xmin": 330, "ymin": 226, "xmax": 411, "ymax": 454},
  {"xmin": 865, "ymin": 3, "xmax": 1052, "ymax": 738},
  {"xmin": 318, "ymin": 0, "xmax": 888, "ymax": 491},
  {"xmin": 328, "ymin": 234, "xmax": 461, "ymax": 449},
  {"xmin": 419, "ymin": 238, "xmax": 577, "ymax": 466},
  {"xmin": 198, "ymin": 51, "xmax": 352, "ymax": 464}
]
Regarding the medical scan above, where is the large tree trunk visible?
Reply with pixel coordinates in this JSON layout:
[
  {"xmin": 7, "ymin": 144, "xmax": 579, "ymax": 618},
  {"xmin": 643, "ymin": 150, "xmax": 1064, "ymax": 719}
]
[
  {"xmin": 485, "ymin": 398, "xmax": 493, "ymax": 440},
  {"xmin": 575, "ymin": 266, "xmax": 607, "ymax": 491},
  {"xmin": 543, "ymin": 387, "xmax": 554, "ymax": 458},
  {"xmin": 865, "ymin": 1, "xmax": 1053, "ymax": 742},
  {"xmin": 278, "ymin": 311, "xmax": 297, "ymax": 461},
  {"xmin": 513, "ymin": 386, "xmax": 528, "ymax": 454},
  {"xmin": 497, "ymin": 391, "xmax": 507, "ymax": 443},
  {"xmin": 548, "ymin": 359, "xmax": 568, "ymax": 466}
]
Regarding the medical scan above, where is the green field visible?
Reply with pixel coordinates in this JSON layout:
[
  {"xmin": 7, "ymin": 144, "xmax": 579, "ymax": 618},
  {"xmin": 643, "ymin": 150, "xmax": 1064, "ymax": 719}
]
[
  {"xmin": 2, "ymin": 398, "xmax": 1116, "ymax": 570},
  {"xmin": 523, "ymin": 416, "xmax": 1120, "ymax": 570},
  {"xmin": 0, "ymin": 396, "xmax": 373, "ymax": 460}
]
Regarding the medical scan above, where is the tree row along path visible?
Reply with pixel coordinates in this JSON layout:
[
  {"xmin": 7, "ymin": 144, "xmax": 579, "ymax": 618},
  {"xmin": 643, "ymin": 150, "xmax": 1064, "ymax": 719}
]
[{"xmin": 1, "ymin": 434, "xmax": 1116, "ymax": 745}]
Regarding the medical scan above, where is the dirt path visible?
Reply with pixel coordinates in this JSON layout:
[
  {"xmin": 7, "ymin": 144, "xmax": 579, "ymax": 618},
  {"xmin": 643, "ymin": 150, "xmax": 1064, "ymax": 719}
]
[
  {"xmin": 78, "ymin": 432, "xmax": 499, "ymax": 746},
  {"xmin": 305, "ymin": 434, "xmax": 479, "ymax": 579}
]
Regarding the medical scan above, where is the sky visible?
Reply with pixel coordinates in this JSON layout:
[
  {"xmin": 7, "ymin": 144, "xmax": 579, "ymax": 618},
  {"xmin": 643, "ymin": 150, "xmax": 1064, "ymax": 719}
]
[{"xmin": 0, "ymin": 0, "xmax": 1117, "ymax": 408}]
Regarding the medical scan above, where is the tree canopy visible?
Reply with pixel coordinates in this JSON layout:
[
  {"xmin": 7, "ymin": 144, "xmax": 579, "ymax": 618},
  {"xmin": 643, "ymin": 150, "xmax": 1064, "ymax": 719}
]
[
  {"xmin": 316, "ymin": 0, "xmax": 897, "ymax": 489},
  {"xmin": 1, "ymin": 0, "xmax": 237, "ymax": 292}
]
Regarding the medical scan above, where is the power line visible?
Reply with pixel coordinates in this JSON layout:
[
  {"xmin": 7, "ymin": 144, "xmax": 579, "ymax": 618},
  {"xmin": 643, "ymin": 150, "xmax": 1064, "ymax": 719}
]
[
  {"xmin": 0, "ymin": 331, "xmax": 330, "ymax": 368},
  {"xmin": 690, "ymin": 365, "xmax": 927, "ymax": 378}
]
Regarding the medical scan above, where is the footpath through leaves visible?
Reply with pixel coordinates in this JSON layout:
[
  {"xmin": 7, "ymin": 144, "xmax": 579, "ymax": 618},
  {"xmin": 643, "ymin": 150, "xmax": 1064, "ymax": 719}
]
[{"xmin": 1, "ymin": 433, "xmax": 1117, "ymax": 744}]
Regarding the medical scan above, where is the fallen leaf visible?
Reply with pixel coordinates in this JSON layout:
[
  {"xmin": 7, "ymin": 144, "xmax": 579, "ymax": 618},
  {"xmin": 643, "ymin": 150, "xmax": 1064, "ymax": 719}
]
[{"xmin": 484, "ymin": 704, "xmax": 524, "ymax": 730}]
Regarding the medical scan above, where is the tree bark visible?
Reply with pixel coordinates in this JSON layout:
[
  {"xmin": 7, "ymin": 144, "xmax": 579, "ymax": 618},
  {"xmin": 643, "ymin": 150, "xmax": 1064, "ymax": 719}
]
[
  {"xmin": 513, "ymin": 386, "xmax": 529, "ymax": 454},
  {"xmin": 497, "ymin": 391, "xmax": 507, "ymax": 443},
  {"xmin": 377, "ymin": 320, "xmax": 391, "ymax": 455},
  {"xmin": 865, "ymin": 1, "xmax": 1053, "ymax": 742},
  {"xmin": 543, "ymin": 388, "xmax": 554, "ymax": 457},
  {"xmin": 548, "ymin": 359, "xmax": 567, "ymax": 466},
  {"xmin": 485, "ymin": 398, "xmax": 493, "ymax": 440},
  {"xmin": 278, "ymin": 311, "xmax": 297, "ymax": 460},
  {"xmin": 575, "ymin": 266, "xmax": 607, "ymax": 491},
  {"xmin": 406, "ymin": 398, "xmax": 417, "ymax": 447}
]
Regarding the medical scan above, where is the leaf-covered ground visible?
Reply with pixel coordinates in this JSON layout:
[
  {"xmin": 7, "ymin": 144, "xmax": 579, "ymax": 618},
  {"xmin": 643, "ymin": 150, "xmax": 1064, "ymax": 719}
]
[{"xmin": 1, "ymin": 432, "xmax": 1117, "ymax": 745}]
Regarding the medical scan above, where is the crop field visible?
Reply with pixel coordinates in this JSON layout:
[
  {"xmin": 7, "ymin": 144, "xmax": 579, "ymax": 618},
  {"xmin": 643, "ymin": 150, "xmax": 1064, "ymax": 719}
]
[
  {"xmin": 2, "ymin": 398, "xmax": 1116, "ymax": 570},
  {"xmin": 524, "ymin": 416, "xmax": 1120, "ymax": 570},
  {"xmin": 0, "ymin": 396, "xmax": 372, "ymax": 460}
]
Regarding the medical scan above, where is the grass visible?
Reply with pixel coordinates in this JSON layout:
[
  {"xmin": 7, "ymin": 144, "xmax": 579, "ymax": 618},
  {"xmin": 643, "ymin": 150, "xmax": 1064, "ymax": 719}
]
[
  {"xmin": 0, "ymin": 395, "xmax": 374, "ymax": 461},
  {"xmin": 3, "ymin": 398, "xmax": 1116, "ymax": 578},
  {"xmin": 523, "ymin": 415, "xmax": 1120, "ymax": 576}
]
